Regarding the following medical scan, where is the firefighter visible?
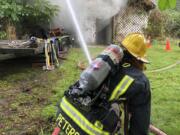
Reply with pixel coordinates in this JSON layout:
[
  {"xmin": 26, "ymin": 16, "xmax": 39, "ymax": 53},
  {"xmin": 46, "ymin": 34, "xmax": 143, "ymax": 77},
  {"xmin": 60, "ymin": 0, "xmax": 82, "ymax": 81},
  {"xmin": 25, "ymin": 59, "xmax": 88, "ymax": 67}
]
[
  {"xmin": 54, "ymin": 33, "xmax": 151, "ymax": 135},
  {"xmin": 100, "ymin": 33, "xmax": 151, "ymax": 135},
  {"xmin": 117, "ymin": 33, "xmax": 151, "ymax": 135}
]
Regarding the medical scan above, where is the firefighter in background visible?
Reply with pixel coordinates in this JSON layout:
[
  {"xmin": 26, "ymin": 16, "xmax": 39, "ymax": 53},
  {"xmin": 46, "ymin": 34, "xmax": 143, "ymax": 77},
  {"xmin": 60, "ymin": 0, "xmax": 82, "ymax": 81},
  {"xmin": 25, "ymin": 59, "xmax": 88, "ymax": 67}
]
[{"xmin": 54, "ymin": 33, "xmax": 151, "ymax": 135}]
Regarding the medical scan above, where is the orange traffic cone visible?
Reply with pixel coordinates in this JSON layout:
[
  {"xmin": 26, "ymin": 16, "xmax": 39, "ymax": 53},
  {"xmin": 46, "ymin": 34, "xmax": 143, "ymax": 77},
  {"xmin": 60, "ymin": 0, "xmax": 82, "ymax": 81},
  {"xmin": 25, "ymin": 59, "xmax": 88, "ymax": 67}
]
[
  {"xmin": 147, "ymin": 42, "xmax": 152, "ymax": 48},
  {"xmin": 146, "ymin": 36, "xmax": 152, "ymax": 48},
  {"xmin": 165, "ymin": 39, "xmax": 171, "ymax": 51}
]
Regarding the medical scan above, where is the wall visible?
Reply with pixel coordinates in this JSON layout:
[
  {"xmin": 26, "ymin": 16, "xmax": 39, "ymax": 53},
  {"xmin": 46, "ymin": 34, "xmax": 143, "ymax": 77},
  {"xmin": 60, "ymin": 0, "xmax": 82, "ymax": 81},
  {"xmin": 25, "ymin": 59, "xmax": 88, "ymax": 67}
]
[{"xmin": 113, "ymin": 7, "xmax": 149, "ymax": 42}]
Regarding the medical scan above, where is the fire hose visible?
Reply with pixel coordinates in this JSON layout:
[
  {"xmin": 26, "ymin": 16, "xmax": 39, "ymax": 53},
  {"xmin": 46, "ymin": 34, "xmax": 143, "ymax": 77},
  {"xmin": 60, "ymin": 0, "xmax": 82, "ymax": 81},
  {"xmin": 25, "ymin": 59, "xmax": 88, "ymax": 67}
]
[
  {"xmin": 52, "ymin": 127, "xmax": 61, "ymax": 135},
  {"xmin": 147, "ymin": 61, "xmax": 180, "ymax": 73},
  {"xmin": 149, "ymin": 124, "xmax": 167, "ymax": 135}
]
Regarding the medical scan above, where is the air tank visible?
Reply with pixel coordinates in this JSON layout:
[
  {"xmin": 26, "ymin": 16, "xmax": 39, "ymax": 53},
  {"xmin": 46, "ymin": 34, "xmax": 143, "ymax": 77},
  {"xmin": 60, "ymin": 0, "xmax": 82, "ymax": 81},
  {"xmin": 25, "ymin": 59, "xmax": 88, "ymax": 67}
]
[{"xmin": 79, "ymin": 44, "xmax": 124, "ymax": 93}]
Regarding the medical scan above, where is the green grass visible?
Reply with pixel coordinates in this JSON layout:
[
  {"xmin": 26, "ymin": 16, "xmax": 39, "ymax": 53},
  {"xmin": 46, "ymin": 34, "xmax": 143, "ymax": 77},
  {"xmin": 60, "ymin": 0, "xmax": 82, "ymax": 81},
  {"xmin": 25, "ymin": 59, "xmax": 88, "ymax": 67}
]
[{"xmin": 146, "ymin": 44, "xmax": 180, "ymax": 135}]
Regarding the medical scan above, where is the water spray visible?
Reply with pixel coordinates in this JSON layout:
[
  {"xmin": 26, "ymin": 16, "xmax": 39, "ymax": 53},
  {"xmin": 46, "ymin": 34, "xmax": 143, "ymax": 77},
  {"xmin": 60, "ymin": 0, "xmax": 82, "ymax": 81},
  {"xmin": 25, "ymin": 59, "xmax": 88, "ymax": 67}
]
[{"xmin": 65, "ymin": 0, "xmax": 92, "ymax": 64}]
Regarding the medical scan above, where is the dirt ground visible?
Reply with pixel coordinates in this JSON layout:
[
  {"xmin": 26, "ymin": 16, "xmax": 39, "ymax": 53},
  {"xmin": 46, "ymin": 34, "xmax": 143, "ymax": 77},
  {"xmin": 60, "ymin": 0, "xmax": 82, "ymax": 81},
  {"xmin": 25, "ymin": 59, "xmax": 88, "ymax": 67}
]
[{"xmin": 0, "ymin": 56, "xmax": 61, "ymax": 135}]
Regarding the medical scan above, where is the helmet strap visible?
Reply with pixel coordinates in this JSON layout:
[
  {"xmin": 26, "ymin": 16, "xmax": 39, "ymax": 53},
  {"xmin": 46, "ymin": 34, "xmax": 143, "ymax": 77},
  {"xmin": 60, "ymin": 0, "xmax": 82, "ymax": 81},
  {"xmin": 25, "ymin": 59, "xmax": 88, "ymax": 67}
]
[{"xmin": 123, "ymin": 51, "xmax": 146, "ymax": 71}]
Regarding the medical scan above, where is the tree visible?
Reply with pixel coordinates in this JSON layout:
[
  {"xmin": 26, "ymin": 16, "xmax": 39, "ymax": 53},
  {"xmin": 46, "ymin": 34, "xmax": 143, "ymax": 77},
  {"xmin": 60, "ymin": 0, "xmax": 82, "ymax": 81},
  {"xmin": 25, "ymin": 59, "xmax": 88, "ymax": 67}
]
[
  {"xmin": 18, "ymin": 0, "xmax": 59, "ymax": 38},
  {"xmin": 0, "ymin": 0, "xmax": 59, "ymax": 39},
  {"xmin": 0, "ymin": 0, "xmax": 23, "ymax": 24}
]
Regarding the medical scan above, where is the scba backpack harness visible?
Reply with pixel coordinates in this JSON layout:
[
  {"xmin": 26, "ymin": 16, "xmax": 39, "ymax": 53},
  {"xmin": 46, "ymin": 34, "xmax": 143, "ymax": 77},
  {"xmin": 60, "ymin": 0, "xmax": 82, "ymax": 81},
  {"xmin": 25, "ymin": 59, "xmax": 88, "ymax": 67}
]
[{"xmin": 55, "ymin": 45, "xmax": 134, "ymax": 135}]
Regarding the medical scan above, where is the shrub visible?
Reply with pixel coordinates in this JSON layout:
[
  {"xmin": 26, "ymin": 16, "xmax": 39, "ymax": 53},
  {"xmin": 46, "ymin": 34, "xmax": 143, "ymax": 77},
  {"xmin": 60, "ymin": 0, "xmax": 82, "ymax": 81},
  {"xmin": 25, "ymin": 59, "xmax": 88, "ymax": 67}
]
[
  {"xmin": 164, "ymin": 10, "xmax": 180, "ymax": 38},
  {"xmin": 144, "ymin": 9, "xmax": 167, "ymax": 38},
  {"xmin": 0, "ymin": 0, "xmax": 59, "ymax": 39}
]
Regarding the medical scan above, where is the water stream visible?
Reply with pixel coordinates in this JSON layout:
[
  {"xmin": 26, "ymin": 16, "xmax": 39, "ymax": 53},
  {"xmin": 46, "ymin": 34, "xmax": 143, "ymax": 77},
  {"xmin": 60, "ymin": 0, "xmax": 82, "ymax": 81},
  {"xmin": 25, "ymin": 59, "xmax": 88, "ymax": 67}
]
[{"xmin": 65, "ymin": 0, "xmax": 92, "ymax": 64}]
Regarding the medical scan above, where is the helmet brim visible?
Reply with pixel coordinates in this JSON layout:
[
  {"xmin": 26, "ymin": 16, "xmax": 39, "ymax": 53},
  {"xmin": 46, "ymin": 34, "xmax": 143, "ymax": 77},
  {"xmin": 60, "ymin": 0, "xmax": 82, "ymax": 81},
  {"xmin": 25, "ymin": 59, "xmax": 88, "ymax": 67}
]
[{"xmin": 128, "ymin": 51, "xmax": 150, "ymax": 64}]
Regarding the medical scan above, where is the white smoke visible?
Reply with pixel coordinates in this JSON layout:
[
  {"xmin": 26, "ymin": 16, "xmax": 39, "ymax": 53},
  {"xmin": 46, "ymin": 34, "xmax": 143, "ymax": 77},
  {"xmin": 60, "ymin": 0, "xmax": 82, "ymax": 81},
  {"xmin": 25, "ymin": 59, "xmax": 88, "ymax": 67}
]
[{"xmin": 50, "ymin": 0, "xmax": 127, "ymax": 43}]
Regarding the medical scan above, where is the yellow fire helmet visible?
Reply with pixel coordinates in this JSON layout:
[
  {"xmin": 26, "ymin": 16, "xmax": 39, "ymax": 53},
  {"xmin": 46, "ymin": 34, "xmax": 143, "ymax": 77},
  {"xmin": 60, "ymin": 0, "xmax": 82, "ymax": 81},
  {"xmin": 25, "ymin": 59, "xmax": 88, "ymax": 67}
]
[{"xmin": 122, "ymin": 33, "xmax": 149, "ymax": 63}]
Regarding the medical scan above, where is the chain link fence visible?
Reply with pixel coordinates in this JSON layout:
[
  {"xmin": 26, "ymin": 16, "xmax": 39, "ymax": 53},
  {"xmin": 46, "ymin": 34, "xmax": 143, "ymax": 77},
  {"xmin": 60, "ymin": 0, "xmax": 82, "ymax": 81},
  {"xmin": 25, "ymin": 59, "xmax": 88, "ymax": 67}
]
[{"xmin": 113, "ymin": 0, "xmax": 156, "ymax": 43}]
